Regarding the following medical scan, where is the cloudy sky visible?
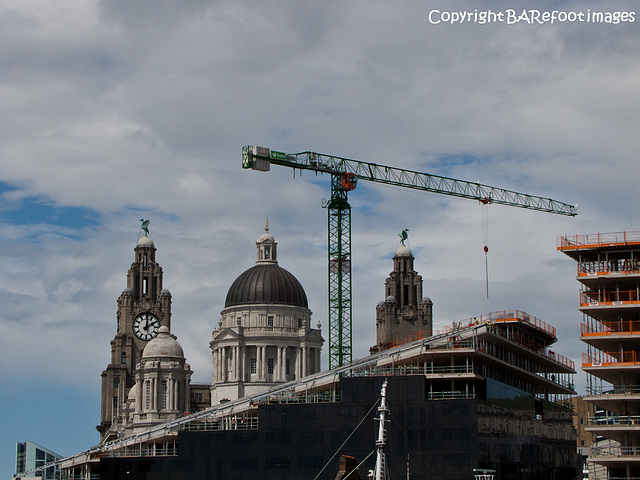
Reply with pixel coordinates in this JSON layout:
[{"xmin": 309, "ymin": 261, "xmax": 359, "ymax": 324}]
[{"xmin": 1, "ymin": 0, "xmax": 638, "ymax": 475}]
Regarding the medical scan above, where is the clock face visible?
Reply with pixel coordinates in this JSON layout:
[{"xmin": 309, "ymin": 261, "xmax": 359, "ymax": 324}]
[{"xmin": 133, "ymin": 313, "xmax": 160, "ymax": 341}]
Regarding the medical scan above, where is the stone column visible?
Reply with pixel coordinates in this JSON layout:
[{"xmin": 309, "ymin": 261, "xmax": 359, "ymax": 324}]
[
  {"xmin": 152, "ymin": 377, "xmax": 157, "ymax": 410},
  {"xmin": 282, "ymin": 346, "xmax": 287, "ymax": 379},
  {"xmin": 215, "ymin": 348, "xmax": 220, "ymax": 382},
  {"xmin": 167, "ymin": 377, "xmax": 173, "ymax": 411},
  {"xmin": 302, "ymin": 346, "xmax": 307, "ymax": 377},
  {"xmin": 221, "ymin": 348, "xmax": 227, "ymax": 382},
  {"xmin": 277, "ymin": 346, "xmax": 283, "ymax": 381}
]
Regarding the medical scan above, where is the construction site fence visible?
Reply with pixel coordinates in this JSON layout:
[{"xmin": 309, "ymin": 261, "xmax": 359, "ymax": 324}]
[
  {"xmin": 582, "ymin": 320, "xmax": 640, "ymax": 336},
  {"xmin": 558, "ymin": 231, "xmax": 640, "ymax": 249},
  {"xmin": 580, "ymin": 289, "xmax": 640, "ymax": 306}
]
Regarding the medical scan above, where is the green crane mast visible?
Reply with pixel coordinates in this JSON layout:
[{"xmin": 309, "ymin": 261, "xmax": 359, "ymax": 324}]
[{"xmin": 242, "ymin": 145, "xmax": 577, "ymax": 369}]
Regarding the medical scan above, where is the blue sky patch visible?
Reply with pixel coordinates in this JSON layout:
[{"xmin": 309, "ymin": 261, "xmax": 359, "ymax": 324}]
[{"xmin": 0, "ymin": 182, "xmax": 100, "ymax": 230}]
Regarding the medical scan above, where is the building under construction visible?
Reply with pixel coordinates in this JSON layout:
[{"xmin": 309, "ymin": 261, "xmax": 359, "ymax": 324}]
[
  {"xmin": 559, "ymin": 231, "xmax": 640, "ymax": 480},
  {"xmin": 46, "ymin": 234, "xmax": 579, "ymax": 480}
]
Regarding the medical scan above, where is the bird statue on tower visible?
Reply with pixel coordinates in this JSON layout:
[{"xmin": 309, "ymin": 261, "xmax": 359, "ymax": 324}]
[
  {"xmin": 398, "ymin": 229, "xmax": 409, "ymax": 246},
  {"xmin": 140, "ymin": 219, "xmax": 150, "ymax": 236}
]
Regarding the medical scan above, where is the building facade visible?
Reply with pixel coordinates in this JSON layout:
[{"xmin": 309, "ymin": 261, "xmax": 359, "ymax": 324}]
[
  {"xmin": 210, "ymin": 223, "xmax": 324, "ymax": 404},
  {"xmin": 371, "ymin": 240, "xmax": 433, "ymax": 353},
  {"xmin": 559, "ymin": 231, "xmax": 640, "ymax": 479},
  {"xmin": 15, "ymin": 441, "xmax": 62, "ymax": 480}
]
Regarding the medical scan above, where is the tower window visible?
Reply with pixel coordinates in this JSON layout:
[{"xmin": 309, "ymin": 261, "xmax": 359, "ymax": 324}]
[
  {"xmin": 143, "ymin": 277, "xmax": 149, "ymax": 296},
  {"xmin": 286, "ymin": 358, "xmax": 291, "ymax": 375},
  {"xmin": 121, "ymin": 351, "xmax": 127, "ymax": 364},
  {"xmin": 250, "ymin": 358, "xmax": 257, "ymax": 374},
  {"xmin": 114, "ymin": 377, "xmax": 120, "ymax": 388},
  {"xmin": 145, "ymin": 380, "xmax": 151, "ymax": 410},
  {"xmin": 161, "ymin": 380, "xmax": 168, "ymax": 409},
  {"xmin": 267, "ymin": 316, "xmax": 274, "ymax": 328},
  {"xmin": 144, "ymin": 253, "xmax": 148, "ymax": 267},
  {"xmin": 267, "ymin": 358, "xmax": 274, "ymax": 374}
]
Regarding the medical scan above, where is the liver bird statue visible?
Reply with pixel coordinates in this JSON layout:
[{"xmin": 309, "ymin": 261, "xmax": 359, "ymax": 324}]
[
  {"xmin": 398, "ymin": 229, "xmax": 409, "ymax": 246},
  {"xmin": 140, "ymin": 219, "xmax": 150, "ymax": 236}
]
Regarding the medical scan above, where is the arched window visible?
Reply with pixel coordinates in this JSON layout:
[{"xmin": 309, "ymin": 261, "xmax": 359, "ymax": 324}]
[
  {"xmin": 161, "ymin": 380, "xmax": 168, "ymax": 410},
  {"xmin": 145, "ymin": 380, "xmax": 151, "ymax": 410}
]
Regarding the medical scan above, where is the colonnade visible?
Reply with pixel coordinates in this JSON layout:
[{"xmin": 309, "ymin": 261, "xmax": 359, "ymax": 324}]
[
  {"xmin": 212, "ymin": 344, "xmax": 321, "ymax": 383},
  {"xmin": 137, "ymin": 376, "xmax": 188, "ymax": 413}
]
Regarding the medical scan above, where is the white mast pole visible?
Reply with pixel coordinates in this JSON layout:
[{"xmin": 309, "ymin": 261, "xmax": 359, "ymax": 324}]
[{"xmin": 370, "ymin": 378, "xmax": 389, "ymax": 480}]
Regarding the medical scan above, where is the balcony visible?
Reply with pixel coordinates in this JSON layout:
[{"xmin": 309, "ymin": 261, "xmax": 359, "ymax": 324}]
[
  {"xmin": 580, "ymin": 289, "xmax": 640, "ymax": 307},
  {"xmin": 583, "ymin": 350, "xmax": 640, "ymax": 367},
  {"xmin": 588, "ymin": 415, "xmax": 640, "ymax": 427},
  {"xmin": 590, "ymin": 444, "xmax": 640, "ymax": 462},
  {"xmin": 577, "ymin": 259, "xmax": 640, "ymax": 277},
  {"xmin": 582, "ymin": 321, "xmax": 640, "ymax": 337}
]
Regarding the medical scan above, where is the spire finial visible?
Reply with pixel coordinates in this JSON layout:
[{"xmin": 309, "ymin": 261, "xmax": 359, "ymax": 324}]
[{"xmin": 265, "ymin": 216, "xmax": 269, "ymax": 233}]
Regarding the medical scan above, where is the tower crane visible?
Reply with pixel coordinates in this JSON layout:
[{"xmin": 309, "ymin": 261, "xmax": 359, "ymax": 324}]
[{"xmin": 242, "ymin": 145, "xmax": 577, "ymax": 369}]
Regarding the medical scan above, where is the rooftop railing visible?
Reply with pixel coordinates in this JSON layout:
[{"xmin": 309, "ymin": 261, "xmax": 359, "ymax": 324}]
[{"xmin": 558, "ymin": 231, "xmax": 640, "ymax": 250}]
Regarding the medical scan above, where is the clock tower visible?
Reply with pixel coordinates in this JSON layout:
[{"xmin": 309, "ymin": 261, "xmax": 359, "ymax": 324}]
[{"xmin": 97, "ymin": 223, "xmax": 172, "ymax": 442}]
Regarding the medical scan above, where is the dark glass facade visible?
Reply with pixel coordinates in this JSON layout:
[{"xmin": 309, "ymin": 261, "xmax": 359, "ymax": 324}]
[{"xmin": 100, "ymin": 376, "xmax": 577, "ymax": 480}]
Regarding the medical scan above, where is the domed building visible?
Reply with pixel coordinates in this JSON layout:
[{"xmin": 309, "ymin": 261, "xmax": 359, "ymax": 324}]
[
  {"xmin": 210, "ymin": 222, "xmax": 324, "ymax": 404},
  {"xmin": 370, "ymin": 235, "xmax": 433, "ymax": 354},
  {"xmin": 122, "ymin": 326, "xmax": 192, "ymax": 435}
]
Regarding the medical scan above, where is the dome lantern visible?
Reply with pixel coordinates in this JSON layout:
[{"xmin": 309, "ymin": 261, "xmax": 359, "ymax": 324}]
[{"xmin": 256, "ymin": 218, "xmax": 277, "ymax": 264}]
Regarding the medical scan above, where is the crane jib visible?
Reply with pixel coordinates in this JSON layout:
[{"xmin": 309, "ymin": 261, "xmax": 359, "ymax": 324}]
[{"xmin": 243, "ymin": 145, "xmax": 578, "ymax": 217}]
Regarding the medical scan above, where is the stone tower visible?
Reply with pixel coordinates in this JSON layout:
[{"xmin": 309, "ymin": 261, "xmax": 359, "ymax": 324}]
[
  {"xmin": 98, "ymin": 224, "xmax": 172, "ymax": 442},
  {"xmin": 210, "ymin": 221, "xmax": 324, "ymax": 404},
  {"xmin": 371, "ymin": 238, "xmax": 433, "ymax": 354}
]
